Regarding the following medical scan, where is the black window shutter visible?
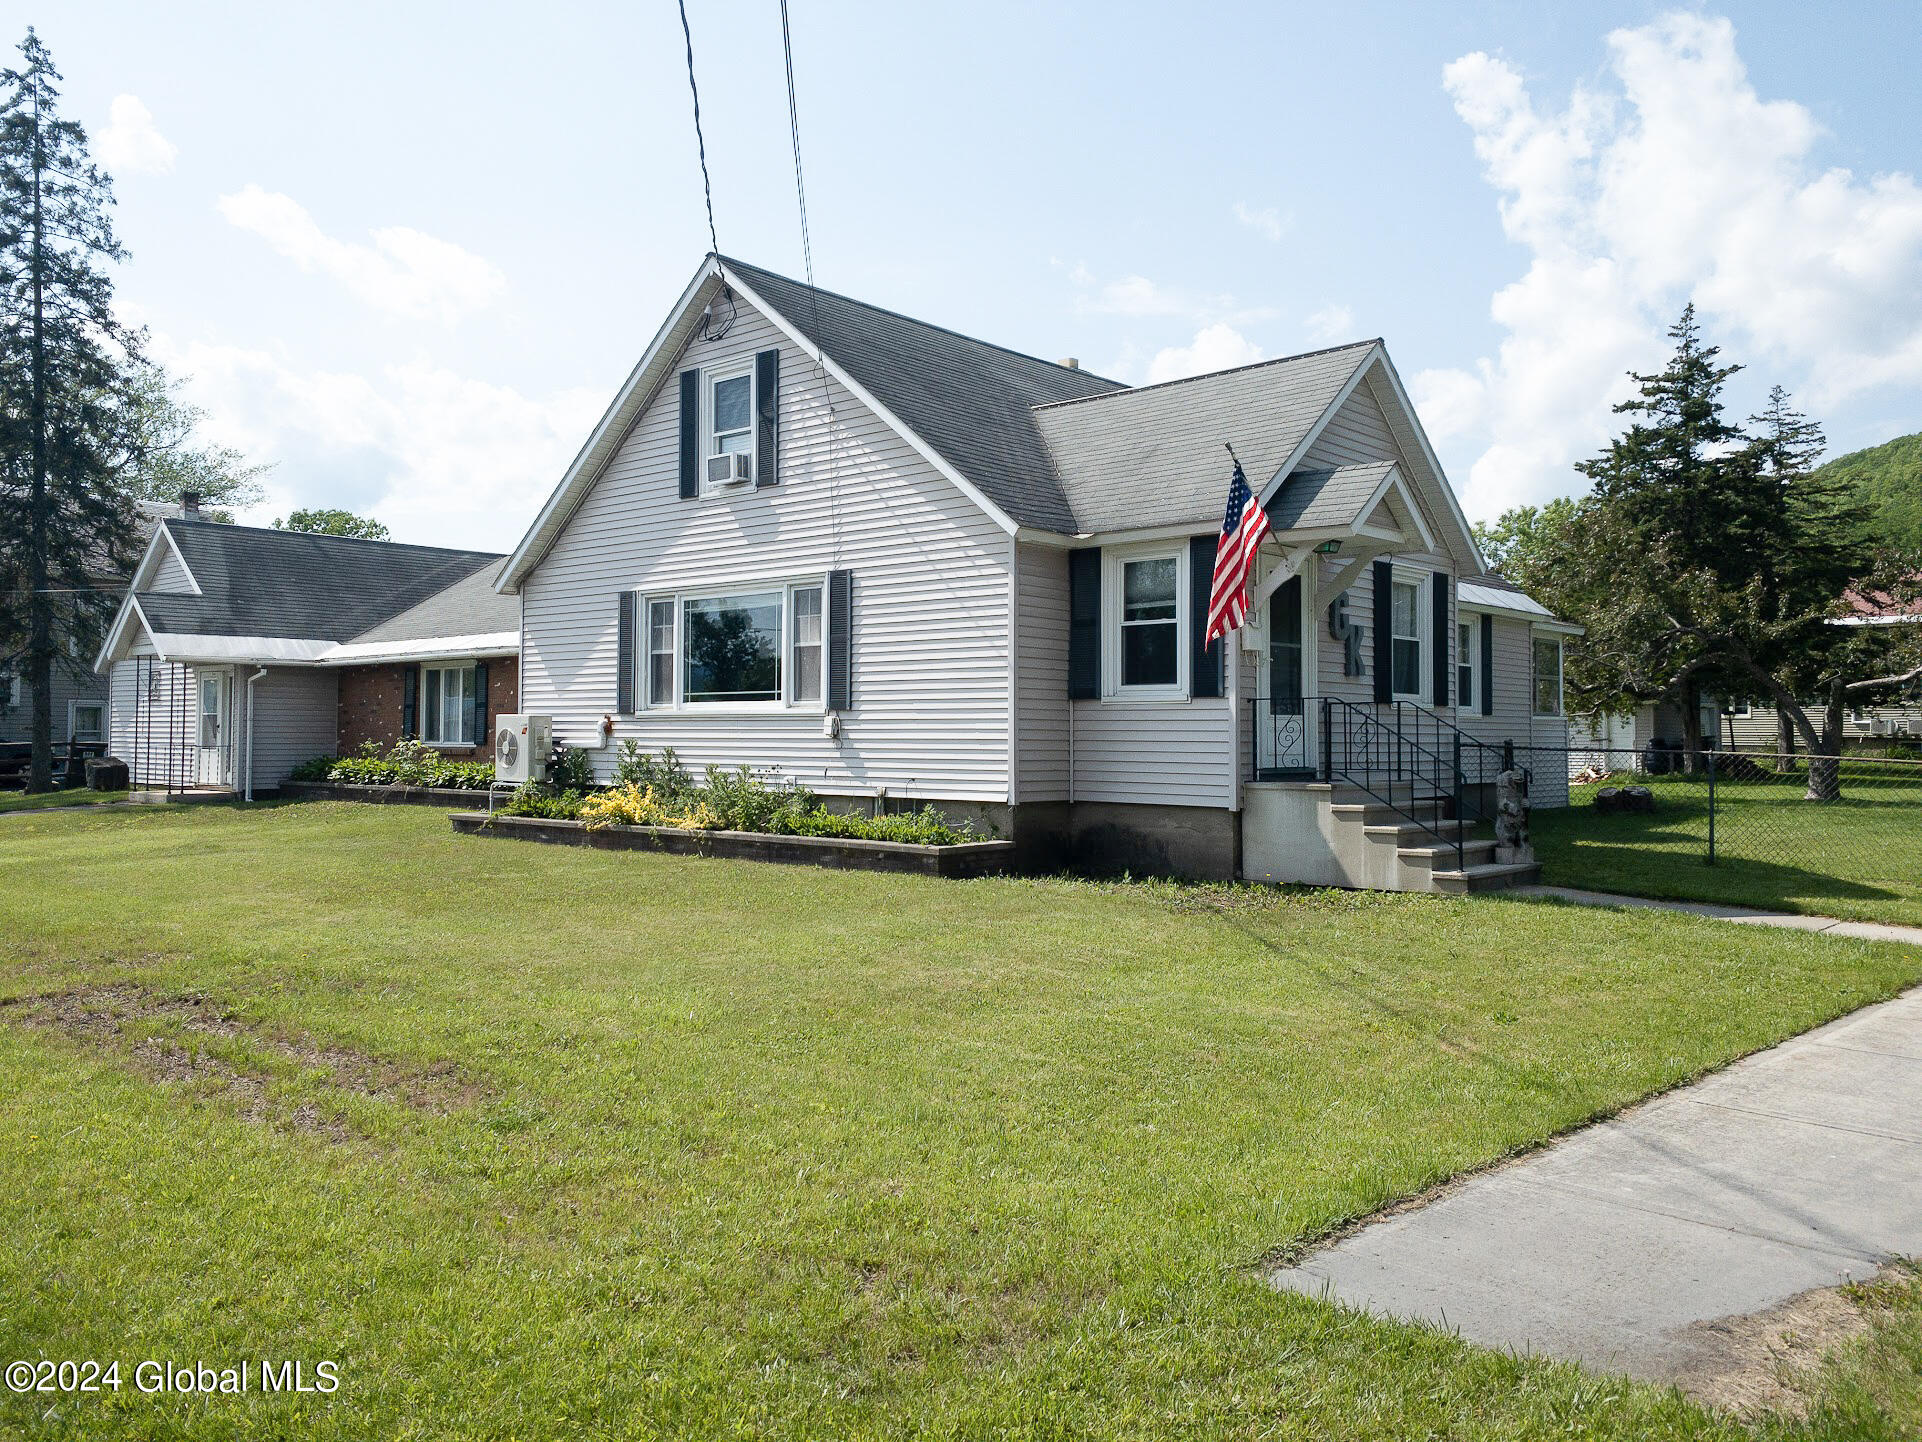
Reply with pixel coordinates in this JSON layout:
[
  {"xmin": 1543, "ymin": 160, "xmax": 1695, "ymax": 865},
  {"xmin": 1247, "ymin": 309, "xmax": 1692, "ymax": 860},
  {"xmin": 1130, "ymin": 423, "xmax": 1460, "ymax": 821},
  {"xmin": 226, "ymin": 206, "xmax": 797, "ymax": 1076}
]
[
  {"xmin": 1067, "ymin": 548, "xmax": 1101, "ymax": 699},
  {"xmin": 826, "ymin": 570, "xmax": 853, "ymax": 711},
  {"xmin": 1372, "ymin": 559, "xmax": 1393, "ymax": 704},
  {"xmin": 1480, "ymin": 613, "xmax": 1495, "ymax": 717},
  {"xmin": 469, "ymin": 662, "xmax": 488, "ymax": 745},
  {"xmin": 615, "ymin": 591, "xmax": 637, "ymax": 713},
  {"xmin": 400, "ymin": 666, "xmax": 417, "ymax": 739},
  {"xmin": 754, "ymin": 349, "xmax": 779, "ymax": 487},
  {"xmin": 678, "ymin": 369, "xmax": 700, "ymax": 499},
  {"xmin": 1432, "ymin": 571, "xmax": 1450, "ymax": 706},
  {"xmin": 1188, "ymin": 534, "xmax": 1223, "ymax": 699}
]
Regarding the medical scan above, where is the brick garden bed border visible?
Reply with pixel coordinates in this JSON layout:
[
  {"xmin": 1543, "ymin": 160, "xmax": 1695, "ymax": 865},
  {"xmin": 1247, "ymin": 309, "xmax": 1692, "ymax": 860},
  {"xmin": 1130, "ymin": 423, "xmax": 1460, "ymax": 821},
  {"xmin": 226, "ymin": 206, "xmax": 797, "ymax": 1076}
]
[
  {"xmin": 282, "ymin": 781, "xmax": 497, "ymax": 807},
  {"xmin": 448, "ymin": 811, "xmax": 1014, "ymax": 878}
]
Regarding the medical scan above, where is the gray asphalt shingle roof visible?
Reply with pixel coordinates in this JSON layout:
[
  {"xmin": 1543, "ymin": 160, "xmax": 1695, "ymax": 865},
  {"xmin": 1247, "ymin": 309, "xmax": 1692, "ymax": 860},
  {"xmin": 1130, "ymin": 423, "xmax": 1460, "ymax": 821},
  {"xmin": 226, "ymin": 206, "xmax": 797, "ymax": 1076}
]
[
  {"xmin": 720, "ymin": 257, "xmax": 1124, "ymax": 533},
  {"xmin": 1267, "ymin": 460, "xmax": 1398, "ymax": 532},
  {"xmin": 136, "ymin": 521, "xmax": 504, "ymax": 641},
  {"xmin": 349, "ymin": 559, "xmax": 517, "ymax": 642},
  {"xmin": 1029, "ymin": 341, "xmax": 1378, "ymax": 534}
]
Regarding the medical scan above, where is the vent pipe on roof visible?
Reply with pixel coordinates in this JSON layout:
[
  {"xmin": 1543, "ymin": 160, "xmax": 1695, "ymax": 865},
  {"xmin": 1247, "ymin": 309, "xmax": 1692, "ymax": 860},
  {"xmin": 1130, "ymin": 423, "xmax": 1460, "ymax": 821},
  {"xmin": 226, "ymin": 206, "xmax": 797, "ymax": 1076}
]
[{"xmin": 1056, "ymin": 357, "xmax": 1080, "ymax": 370}]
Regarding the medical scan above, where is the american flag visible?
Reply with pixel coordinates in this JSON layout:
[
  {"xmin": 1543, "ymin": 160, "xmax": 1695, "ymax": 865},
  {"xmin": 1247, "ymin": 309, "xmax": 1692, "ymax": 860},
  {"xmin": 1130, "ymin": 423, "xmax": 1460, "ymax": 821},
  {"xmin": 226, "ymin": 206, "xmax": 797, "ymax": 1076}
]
[{"xmin": 1205, "ymin": 460, "xmax": 1271, "ymax": 644}]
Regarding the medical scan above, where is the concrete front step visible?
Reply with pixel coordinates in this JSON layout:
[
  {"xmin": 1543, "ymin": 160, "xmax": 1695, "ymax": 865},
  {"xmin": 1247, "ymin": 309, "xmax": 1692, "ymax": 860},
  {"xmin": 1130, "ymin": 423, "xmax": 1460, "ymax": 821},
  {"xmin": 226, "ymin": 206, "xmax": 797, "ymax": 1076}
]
[
  {"xmin": 1426, "ymin": 861, "xmax": 1543, "ymax": 894},
  {"xmin": 1397, "ymin": 837, "xmax": 1500, "ymax": 868}
]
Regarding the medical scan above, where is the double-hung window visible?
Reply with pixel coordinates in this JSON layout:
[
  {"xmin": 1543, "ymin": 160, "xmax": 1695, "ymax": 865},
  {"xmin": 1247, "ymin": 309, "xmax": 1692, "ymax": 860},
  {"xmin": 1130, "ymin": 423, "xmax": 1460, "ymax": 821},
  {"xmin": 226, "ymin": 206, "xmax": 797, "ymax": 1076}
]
[
  {"xmin": 1119, "ymin": 554, "xmax": 1181, "ymax": 690},
  {"xmin": 647, "ymin": 600, "xmax": 677, "ymax": 707},
  {"xmin": 70, "ymin": 700, "xmax": 104, "ymax": 745},
  {"xmin": 1456, "ymin": 618, "xmax": 1477, "ymax": 711},
  {"xmin": 790, "ymin": 586, "xmax": 823, "ymax": 704},
  {"xmin": 640, "ymin": 580, "xmax": 826, "ymax": 710},
  {"xmin": 704, "ymin": 369, "xmax": 754, "ymax": 491},
  {"xmin": 1531, "ymin": 636, "xmax": 1564, "ymax": 717},
  {"xmin": 1390, "ymin": 575, "xmax": 1425, "ymax": 699},
  {"xmin": 423, "ymin": 663, "xmax": 473, "ymax": 745}
]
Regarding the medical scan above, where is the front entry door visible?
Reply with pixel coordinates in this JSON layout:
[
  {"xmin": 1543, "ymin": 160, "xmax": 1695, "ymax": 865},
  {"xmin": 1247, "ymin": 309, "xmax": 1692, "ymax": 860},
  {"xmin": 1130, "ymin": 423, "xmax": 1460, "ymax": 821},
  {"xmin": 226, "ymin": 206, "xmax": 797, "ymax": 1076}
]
[
  {"xmin": 197, "ymin": 670, "xmax": 231, "ymax": 787},
  {"xmin": 1258, "ymin": 575, "xmax": 1310, "ymax": 775}
]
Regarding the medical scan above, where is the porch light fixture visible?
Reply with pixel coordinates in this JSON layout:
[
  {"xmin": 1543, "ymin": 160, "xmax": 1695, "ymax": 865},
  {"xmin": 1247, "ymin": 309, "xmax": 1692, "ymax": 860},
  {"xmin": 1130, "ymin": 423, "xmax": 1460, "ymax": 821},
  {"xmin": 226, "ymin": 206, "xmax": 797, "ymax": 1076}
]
[{"xmin": 1315, "ymin": 539, "xmax": 1343, "ymax": 555}]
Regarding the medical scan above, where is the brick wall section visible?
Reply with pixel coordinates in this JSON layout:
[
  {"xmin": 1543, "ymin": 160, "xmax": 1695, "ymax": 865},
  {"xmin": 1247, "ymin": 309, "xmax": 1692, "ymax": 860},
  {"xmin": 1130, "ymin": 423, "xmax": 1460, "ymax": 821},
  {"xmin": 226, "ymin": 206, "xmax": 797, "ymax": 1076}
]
[{"xmin": 336, "ymin": 656, "xmax": 518, "ymax": 762}]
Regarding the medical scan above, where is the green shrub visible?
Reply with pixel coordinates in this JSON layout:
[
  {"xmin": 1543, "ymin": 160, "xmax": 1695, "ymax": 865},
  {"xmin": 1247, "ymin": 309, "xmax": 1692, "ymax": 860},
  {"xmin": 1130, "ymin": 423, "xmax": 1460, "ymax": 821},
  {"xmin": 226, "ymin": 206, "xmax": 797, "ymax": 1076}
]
[
  {"xmin": 612, "ymin": 740, "xmax": 695, "ymax": 800},
  {"xmin": 289, "ymin": 755, "xmax": 337, "ymax": 782},
  {"xmin": 318, "ymin": 738, "xmax": 494, "ymax": 790},
  {"xmin": 501, "ymin": 784, "xmax": 584, "ymax": 820},
  {"xmin": 548, "ymin": 745, "xmax": 595, "ymax": 793},
  {"xmin": 505, "ymin": 746, "xmax": 980, "ymax": 845}
]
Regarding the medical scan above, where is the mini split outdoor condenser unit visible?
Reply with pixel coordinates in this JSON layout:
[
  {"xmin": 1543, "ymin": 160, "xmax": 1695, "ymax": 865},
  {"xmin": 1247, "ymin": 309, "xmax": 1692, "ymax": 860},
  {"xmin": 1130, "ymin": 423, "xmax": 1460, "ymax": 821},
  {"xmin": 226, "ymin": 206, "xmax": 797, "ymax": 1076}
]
[
  {"xmin": 494, "ymin": 714, "xmax": 553, "ymax": 785},
  {"xmin": 706, "ymin": 451, "xmax": 754, "ymax": 487}
]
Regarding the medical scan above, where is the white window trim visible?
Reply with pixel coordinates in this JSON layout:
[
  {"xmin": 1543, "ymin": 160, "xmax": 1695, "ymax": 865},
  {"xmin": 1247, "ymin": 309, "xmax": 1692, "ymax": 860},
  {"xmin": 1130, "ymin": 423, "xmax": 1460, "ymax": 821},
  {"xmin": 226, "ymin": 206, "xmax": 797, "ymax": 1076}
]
[
  {"xmin": 421, "ymin": 660, "xmax": 479, "ymax": 746},
  {"xmin": 1531, "ymin": 631, "xmax": 1565, "ymax": 719},
  {"xmin": 1388, "ymin": 565, "xmax": 1430, "ymax": 704},
  {"xmin": 68, "ymin": 698, "xmax": 105, "ymax": 744},
  {"xmin": 701, "ymin": 365, "xmax": 757, "ymax": 497},
  {"xmin": 1102, "ymin": 544, "xmax": 1188, "ymax": 702},
  {"xmin": 635, "ymin": 576, "xmax": 828, "ymax": 715},
  {"xmin": 5, "ymin": 671, "xmax": 19, "ymax": 707},
  {"xmin": 1455, "ymin": 613, "xmax": 1478, "ymax": 713}
]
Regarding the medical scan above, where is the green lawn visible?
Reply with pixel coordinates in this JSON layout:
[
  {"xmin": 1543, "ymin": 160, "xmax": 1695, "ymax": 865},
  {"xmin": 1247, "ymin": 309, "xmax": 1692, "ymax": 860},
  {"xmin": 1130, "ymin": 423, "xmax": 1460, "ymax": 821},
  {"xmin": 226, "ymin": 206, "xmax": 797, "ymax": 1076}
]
[
  {"xmin": 0, "ymin": 787, "xmax": 127, "ymax": 814},
  {"xmin": 1535, "ymin": 763, "xmax": 1922, "ymax": 927},
  {"xmin": 3, "ymin": 804, "xmax": 1920, "ymax": 1439}
]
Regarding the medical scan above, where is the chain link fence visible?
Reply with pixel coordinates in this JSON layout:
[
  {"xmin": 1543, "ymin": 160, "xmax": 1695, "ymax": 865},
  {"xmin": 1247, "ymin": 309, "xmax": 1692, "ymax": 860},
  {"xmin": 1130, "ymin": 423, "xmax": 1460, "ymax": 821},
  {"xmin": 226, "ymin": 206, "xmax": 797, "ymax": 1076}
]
[{"xmin": 1509, "ymin": 743, "xmax": 1922, "ymax": 916}]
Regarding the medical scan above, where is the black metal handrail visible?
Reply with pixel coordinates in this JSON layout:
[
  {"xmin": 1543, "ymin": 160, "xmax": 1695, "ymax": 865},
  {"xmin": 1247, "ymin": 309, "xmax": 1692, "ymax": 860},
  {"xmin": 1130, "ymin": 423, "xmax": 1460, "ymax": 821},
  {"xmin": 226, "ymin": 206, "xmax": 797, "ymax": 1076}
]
[{"xmin": 1317, "ymin": 698, "xmax": 1467, "ymax": 868}]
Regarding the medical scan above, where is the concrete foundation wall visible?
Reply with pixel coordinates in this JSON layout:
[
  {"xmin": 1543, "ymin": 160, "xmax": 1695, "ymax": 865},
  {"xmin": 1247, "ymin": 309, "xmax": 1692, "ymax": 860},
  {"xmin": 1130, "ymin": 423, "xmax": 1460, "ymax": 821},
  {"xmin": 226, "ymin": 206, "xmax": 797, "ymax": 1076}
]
[{"xmin": 1006, "ymin": 799, "xmax": 1239, "ymax": 881}]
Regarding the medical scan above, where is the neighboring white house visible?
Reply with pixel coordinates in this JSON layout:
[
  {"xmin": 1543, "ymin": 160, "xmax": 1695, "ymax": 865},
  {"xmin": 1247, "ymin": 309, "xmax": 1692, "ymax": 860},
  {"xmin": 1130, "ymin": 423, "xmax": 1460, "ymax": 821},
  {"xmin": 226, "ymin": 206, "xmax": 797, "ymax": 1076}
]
[
  {"xmin": 497, "ymin": 255, "xmax": 1578, "ymax": 889},
  {"xmin": 94, "ymin": 521, "xmax": 521, "ymax": 797}
]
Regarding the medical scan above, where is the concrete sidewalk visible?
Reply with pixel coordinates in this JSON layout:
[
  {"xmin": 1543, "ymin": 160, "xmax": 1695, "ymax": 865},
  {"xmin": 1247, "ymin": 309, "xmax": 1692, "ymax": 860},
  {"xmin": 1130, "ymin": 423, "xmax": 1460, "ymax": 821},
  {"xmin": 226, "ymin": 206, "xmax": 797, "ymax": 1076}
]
[
  {"xmin": 1272, "ymin": 981, "xmax": 1922, "ymax": 1389},
  {"xmin": 1514, "ymin": 884, "xmax": 1922, "ymax": 947}
]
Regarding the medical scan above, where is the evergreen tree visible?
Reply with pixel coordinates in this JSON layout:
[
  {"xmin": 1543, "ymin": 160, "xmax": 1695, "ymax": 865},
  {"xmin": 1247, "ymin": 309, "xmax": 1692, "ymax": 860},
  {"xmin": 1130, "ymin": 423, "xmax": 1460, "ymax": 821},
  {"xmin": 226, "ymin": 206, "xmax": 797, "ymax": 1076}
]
[
  {"xmin": 0, "ymin": 31, "xmax": 142, "ymax": 790},
  {"xmin": 1572, "ymin": 306, "xmax": 1750, "ymax": 766}
]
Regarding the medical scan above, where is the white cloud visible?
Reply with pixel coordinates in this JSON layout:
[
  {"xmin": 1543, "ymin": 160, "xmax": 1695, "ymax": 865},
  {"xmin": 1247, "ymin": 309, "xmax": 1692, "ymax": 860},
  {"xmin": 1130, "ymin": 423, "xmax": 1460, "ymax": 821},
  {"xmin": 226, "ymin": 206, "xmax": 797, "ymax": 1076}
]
[
  {"xmin": 97, "ymin": 95, "xmax": 176, "ymax": 175},
  {"xmin": 216, "ymin": 184, "xmax": 507, "ymax": 323},
  {"xmin": 1144, "ymin": 324, "xmax": 1264, "ymax": 385},
  {"xmin": 1233, "ymin": 201, "xmax": 1291, "ymax": 242},
  {"xmin": 1426, "ymin": 12, "xmax": 1922, "ymax": 521},
  {"xmin": 151, "ymin": 334, "xmax": 601, "ymax": 550},
  {"xmin": 1303, "ymin": 303, "xmax": 1355, "ymax": 345}
]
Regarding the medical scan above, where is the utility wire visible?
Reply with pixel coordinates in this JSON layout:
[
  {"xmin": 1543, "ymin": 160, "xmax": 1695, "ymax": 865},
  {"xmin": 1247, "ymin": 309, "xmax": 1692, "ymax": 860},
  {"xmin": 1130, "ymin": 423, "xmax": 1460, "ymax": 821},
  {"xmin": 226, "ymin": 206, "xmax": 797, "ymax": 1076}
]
[
  {"xmin": 677, "ymin": 0, "xmax": 720, "ymax": 260},
  {"xmin": 777, "ymin": 0, "xmax": 841, "ymax": 564}
]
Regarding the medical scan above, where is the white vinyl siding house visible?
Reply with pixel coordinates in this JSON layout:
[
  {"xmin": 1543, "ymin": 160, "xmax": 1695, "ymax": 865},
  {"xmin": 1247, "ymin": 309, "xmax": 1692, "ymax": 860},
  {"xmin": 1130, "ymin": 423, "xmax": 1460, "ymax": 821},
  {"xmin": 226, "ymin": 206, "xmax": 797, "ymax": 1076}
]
[
  {"xmin": 515, "ymin": 301, "xmax": 1016, "ymax": 805},
  {"xmin": 500, "ymin": 254, "xmax": 1578, "ymax": 885}
]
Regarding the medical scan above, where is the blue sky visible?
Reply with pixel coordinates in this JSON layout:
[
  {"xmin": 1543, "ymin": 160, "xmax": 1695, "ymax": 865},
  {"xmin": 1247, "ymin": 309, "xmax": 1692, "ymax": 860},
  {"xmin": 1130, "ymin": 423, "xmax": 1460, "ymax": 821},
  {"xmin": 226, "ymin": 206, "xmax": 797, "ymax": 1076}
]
[{"xmin": 18, "ymin": 0, "xmax": 1922, "ymax": 549}]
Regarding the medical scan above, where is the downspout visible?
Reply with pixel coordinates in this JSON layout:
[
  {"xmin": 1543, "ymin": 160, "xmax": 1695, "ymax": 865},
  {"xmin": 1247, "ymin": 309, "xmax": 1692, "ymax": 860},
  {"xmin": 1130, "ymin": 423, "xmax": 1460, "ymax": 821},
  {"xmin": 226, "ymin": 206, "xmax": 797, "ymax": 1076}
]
[{"xmin": 243, "ymin": 667, "xmax": 267, "ymax": 801}]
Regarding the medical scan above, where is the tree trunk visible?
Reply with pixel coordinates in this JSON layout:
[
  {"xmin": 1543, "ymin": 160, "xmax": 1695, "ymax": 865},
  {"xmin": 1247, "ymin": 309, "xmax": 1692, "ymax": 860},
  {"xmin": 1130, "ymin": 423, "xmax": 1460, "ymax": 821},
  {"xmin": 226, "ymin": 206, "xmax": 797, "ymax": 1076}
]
[
  {"xmin": 1806, "ymin": 679, "xmax": 1844, "ymax": 802},
  {"xmin": 1680, "ymin": 680, "xmax": 1706, "ymax": 775},
  {"xmin": 25, "ymin": 80, "xmax": 51, "ymax": 793},
  {"xmin": 1777, "ymin": 708, "xmax": 1797, "ymax": 770}
]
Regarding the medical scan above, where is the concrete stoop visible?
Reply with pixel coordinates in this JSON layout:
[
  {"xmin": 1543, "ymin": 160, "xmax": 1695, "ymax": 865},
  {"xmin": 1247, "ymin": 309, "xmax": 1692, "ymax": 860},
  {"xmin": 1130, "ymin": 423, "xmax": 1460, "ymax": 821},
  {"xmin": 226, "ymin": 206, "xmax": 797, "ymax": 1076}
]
[{"xmin": 1241, "ymin": 780, "xmax": 1540, "ymax": 894}]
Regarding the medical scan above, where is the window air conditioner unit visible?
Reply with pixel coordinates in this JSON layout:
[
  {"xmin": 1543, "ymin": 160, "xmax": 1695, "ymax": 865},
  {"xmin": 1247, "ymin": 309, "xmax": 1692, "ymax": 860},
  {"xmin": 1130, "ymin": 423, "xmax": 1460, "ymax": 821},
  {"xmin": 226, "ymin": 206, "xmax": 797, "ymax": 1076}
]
[
  {"xmin": 494, "ymin": 714, "xmax": 552, "ymax": 784},
  {"xmin": 706, "ymin": 452, "xmax": 754, "ymax": 487}
]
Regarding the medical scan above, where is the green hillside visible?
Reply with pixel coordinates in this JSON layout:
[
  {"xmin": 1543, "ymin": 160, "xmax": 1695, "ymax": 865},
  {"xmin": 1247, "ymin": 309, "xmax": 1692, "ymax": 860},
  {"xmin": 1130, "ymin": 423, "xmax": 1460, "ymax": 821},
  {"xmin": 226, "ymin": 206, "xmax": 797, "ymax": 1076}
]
[{"xmin": 1811, "ymin": 430, "xmax": 1922, "ymax": 550}]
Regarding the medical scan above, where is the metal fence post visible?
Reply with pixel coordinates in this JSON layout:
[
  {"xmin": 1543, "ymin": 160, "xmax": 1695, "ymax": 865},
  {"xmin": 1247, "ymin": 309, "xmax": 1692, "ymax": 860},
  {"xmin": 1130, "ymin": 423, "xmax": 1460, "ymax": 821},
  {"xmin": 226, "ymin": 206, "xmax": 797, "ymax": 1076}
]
[{"xmin": 1706, "ymin": 749, "xmax": 1717, "ymax": 866}]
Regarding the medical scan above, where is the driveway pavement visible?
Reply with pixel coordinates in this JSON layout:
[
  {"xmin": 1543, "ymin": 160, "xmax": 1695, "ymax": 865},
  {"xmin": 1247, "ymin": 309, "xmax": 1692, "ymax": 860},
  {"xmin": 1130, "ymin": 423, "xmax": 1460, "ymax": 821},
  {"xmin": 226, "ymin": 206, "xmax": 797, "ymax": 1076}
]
[{"xmin": 1272, "ymin": 981, "xmax": 1922, "ymax": 1385}]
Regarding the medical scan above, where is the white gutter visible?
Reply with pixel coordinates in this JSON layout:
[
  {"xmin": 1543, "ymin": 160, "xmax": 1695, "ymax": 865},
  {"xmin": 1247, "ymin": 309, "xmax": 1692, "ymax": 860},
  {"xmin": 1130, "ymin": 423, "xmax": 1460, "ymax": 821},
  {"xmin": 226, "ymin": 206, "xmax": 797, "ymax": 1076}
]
[{"xmin": 243, "ymin": 667, "xmax": 267, "ymax": 802}]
